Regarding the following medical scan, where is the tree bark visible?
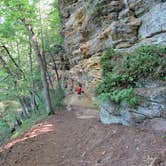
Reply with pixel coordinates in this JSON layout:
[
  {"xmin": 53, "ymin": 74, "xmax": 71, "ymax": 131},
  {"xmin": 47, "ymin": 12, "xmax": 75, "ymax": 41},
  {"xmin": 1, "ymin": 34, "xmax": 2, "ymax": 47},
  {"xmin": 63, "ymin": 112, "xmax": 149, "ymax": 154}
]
[
  {"xmin": 50, "ymin": 53, "xmax": 60, "ymax": 82},
  {"xmin": 18, "ymin": 97, "xmax": 29, "ymax": 118},
  {"xmin": 28, "ymin": 38, "xmax": 36, "ymax": 111},
  {"xmin": 22, "ymin": 18, "xmax": 54, "ymax": 114}
]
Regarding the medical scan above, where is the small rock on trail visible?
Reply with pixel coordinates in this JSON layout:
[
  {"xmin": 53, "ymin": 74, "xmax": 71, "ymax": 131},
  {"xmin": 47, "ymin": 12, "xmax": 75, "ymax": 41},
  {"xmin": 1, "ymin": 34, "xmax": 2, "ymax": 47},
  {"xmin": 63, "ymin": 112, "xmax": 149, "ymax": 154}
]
[{"xmin": 141, "ymin": 118, "xmax": 166, "ymax": 131}]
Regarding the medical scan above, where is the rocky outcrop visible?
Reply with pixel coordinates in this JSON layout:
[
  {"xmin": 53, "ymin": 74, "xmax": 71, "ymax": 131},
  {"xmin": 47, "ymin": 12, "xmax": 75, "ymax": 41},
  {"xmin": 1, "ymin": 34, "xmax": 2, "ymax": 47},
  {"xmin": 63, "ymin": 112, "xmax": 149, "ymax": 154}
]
[
  {"xmin": 59, "ymin": 0, "xmax": 166, "ymax": 55},
  {"xmin": 99, "ymin": 81, "xmax": 166, "ymax": 126},
  {"xmin": 59, "ymin": 0, "xmax": 166, "ymax": 94},
  {"xmin": 59, "ymin": 0, "xmax": 166, "ymax": 125}
]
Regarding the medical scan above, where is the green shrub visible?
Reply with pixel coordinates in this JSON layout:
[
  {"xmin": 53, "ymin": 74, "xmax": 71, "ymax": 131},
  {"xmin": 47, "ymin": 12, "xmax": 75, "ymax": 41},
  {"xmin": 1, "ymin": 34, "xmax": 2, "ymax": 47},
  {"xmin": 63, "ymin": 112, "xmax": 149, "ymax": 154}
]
[
  {"xmin": 50, "ymin": 84, "xmax": 65, "ymax": 109},
  {"xmin": 123, "ymin": 45, "xmax": 166, "ymax": 80},
  {"xmin": 0, "ymin": 120, "xmax": 10, "ymax": 141},
  {"xmin": 95, "ymin": 45, "xmax": 166, "ymax": 106},
  {"xmin": 100, "ymin": 47, "xmax": 115, "ymax": 76}
]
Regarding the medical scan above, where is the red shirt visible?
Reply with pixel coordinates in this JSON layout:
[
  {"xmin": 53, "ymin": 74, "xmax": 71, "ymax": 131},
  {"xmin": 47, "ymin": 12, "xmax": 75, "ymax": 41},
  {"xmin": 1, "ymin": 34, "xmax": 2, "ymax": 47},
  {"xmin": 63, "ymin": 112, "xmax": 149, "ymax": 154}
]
[{"xmin": 76, "ymin": 86, "xmax": 81, "ymax": 94}]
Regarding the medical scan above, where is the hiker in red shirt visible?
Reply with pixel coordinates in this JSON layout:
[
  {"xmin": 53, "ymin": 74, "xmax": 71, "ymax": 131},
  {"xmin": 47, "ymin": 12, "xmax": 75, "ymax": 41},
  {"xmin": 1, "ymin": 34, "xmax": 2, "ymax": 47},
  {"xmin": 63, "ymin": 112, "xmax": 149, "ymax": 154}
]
[{"xmin": 76, "ymin": 83, "xmax": 82, "ymax": 98}]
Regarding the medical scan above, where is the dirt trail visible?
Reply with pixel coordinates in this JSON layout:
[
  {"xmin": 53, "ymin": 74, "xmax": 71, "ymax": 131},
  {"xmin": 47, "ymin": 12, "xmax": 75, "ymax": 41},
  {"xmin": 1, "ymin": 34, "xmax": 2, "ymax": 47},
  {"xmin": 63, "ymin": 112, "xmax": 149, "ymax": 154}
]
[{"xmin": 0, "ymin": 99, "xmax": 166, "ymax": 166}]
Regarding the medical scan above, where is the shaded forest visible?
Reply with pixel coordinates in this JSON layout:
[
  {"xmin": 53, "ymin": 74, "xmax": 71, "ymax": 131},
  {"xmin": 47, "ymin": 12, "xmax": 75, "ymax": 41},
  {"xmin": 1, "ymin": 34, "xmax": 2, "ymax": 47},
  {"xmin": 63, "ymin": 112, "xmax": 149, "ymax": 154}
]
[{"xmin": 0, "ymin": 0, "xmax": 64, "ymax": 142}]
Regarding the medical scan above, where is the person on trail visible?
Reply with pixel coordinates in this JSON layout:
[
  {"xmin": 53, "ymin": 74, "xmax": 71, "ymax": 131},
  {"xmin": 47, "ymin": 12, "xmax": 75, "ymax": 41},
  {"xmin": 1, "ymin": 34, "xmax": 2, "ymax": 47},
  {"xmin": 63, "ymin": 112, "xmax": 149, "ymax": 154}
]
[{"xmin": 76, "ymin": 83, "xmax": 82, "ymax": 99}]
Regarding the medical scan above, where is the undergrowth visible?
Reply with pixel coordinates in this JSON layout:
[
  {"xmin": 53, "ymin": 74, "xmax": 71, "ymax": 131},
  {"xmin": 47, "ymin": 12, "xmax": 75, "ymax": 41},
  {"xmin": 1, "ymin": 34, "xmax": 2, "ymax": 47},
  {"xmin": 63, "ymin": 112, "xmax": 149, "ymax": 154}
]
[
  {"xmin": 50, "ymin": 84, "xmax": 65, "ymax": 109},
  {"xmin": 0, "ymin": 101, "xmax": 20, "ymax": 142},
  {"xmin": 11, "ymin": 110, "xmax": 48, "ymax": 139},
  {"xmin": 0, "ymin": 85, "xmax": 65, "ymax": 143},
  {"xmin": 95, "ymin": 45, "xmax": 166, "ymax": 106}
]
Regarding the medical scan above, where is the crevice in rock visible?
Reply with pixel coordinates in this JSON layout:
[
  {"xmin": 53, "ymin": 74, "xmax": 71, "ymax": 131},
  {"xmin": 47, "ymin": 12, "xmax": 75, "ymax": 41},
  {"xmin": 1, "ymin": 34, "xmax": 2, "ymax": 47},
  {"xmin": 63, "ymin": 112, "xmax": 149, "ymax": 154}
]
[{"xmin": 144, "ymin": 30, "xmax": 166, "ymax": 39}]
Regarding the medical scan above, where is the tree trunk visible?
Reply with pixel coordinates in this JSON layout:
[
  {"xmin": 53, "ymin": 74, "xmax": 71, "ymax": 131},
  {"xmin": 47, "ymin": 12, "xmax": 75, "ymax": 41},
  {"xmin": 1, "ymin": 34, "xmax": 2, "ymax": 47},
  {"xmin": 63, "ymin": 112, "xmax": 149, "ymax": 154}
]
[
  {"xmin": 50, "ymin": 53, "xmax": 60, "ymax": 82},
  {"xmin": 22, "ymin": 19, "xmax": 54, "ymax": 114},
  {"xmin": 28, "ymin": 38, "xmax": 36, "ymax": 111},
  {"xmin": 18, "ymin": 97, "xmax": 29, "ymax": 118}
]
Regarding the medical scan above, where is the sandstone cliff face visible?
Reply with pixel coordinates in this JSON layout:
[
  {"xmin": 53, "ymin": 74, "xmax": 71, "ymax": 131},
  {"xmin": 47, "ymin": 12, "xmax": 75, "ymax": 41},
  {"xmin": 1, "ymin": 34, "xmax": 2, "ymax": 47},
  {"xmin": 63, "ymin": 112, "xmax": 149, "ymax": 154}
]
[{"xmin": 59, "ymin": 0, "xmax": 166, "ymax": 95}]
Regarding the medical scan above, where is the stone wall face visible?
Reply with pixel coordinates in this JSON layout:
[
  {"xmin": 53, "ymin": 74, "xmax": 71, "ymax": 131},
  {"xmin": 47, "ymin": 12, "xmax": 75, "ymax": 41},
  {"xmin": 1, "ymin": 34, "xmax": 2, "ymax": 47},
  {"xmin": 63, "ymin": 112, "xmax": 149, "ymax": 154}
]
[
  {"xmin": 59, "ymin": 0, "xmax": 166, "ymax": 95},
  {"xmin": 99, "ymin": 81, "xmax": 166, "ymax": 126}
]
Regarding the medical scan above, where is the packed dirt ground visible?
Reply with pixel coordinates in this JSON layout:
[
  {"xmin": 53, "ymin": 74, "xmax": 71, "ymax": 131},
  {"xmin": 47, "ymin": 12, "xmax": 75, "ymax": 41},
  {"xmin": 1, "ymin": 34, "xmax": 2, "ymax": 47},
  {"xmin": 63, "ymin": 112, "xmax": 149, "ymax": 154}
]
[{"xmin": 0, "ymin": 104, "xmax": 166, "ymax": 166}]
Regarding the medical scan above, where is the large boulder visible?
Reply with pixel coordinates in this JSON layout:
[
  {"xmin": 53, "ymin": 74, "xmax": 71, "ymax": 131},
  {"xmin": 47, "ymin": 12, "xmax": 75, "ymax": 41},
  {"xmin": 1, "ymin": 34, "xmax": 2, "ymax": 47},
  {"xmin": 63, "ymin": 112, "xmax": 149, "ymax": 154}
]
[{"xmin": 99, "ymin": 81, "xmax": 166, "ymax": 126}]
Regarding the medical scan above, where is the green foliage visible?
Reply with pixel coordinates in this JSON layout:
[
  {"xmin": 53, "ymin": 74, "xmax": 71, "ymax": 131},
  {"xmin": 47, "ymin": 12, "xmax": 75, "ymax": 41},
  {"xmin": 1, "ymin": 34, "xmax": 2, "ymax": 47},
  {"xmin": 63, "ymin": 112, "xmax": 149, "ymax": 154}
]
[
  {"xmin": 123, "ymin": 45, "xmax": 166, "ymax": 80},
  {"xmin": 97, "ymin": 88, "xmax": 138, "ymax": 106},
  {"xmin": 0, "ymin": 121, "xmax": 10, "ymax": 140},
  {"xmin": 0, "ymin": 0, "xmax": 62, "ymax": 109},
  {"xmin": 50, "ymin": 84, "xmax": 65, "ymax": 109},
  {"xmin": 95, "ymin": 45, "xmax": 166, "ymax": 106},
  {"xmin": 11, "ymin": 110, "xmax": 48, "ymax": 139},
  {"xmin": 0, "ymin": 101, "xmax": 19, "ymax": 141},
  {"xmin": 0, "ymin": 0, "xmax": 63, "ymax": 142},
  {"xmin": 100, "ymin": 47, "xmax": 115, "ymax": 76}
]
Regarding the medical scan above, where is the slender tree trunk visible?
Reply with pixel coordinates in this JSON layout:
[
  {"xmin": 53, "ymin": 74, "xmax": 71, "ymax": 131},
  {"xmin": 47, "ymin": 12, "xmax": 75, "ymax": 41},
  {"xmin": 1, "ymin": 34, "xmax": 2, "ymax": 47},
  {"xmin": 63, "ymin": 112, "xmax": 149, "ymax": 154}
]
[
  {"xmin": 18, "ymin": 97, "xmax": 29, "ymax": 118},
  {"xmin": 22, "ymin": 19, "xmax": 54, "ymax": 114},
  {"xmin": 47, "ymin": 70, "xmax": 54, "ymax": 90},
  {"xmin": 38, "ymin": 9, "xmax": 55, "ymax": 93},
  {"xmin": 50, "ymin": 53, "xmax": 60, "ymax": 82},
  {"xmin": 28, "ymin": 38, "xmax": 36, "ymax": 111}
]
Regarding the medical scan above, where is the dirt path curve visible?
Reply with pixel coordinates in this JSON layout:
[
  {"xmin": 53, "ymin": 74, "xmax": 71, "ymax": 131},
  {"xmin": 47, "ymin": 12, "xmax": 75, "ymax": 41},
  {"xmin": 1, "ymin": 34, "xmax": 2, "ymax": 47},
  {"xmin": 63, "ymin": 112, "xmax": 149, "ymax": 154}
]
[{"xmin": 0, "ymin": 102, "xmax": 166, "ymax": 166}]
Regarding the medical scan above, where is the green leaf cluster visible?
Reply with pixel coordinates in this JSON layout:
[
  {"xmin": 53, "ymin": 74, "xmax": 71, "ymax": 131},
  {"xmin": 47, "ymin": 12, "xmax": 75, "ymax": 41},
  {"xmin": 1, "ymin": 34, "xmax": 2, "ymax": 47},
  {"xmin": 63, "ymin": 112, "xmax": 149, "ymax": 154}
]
[
  {"xmin": 95, "ymin": 45, "xmax": 166, "ymax": 106},
  {"xmin": 123, "ymin": 45, "xmax": 166, "ymax": 80}
]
